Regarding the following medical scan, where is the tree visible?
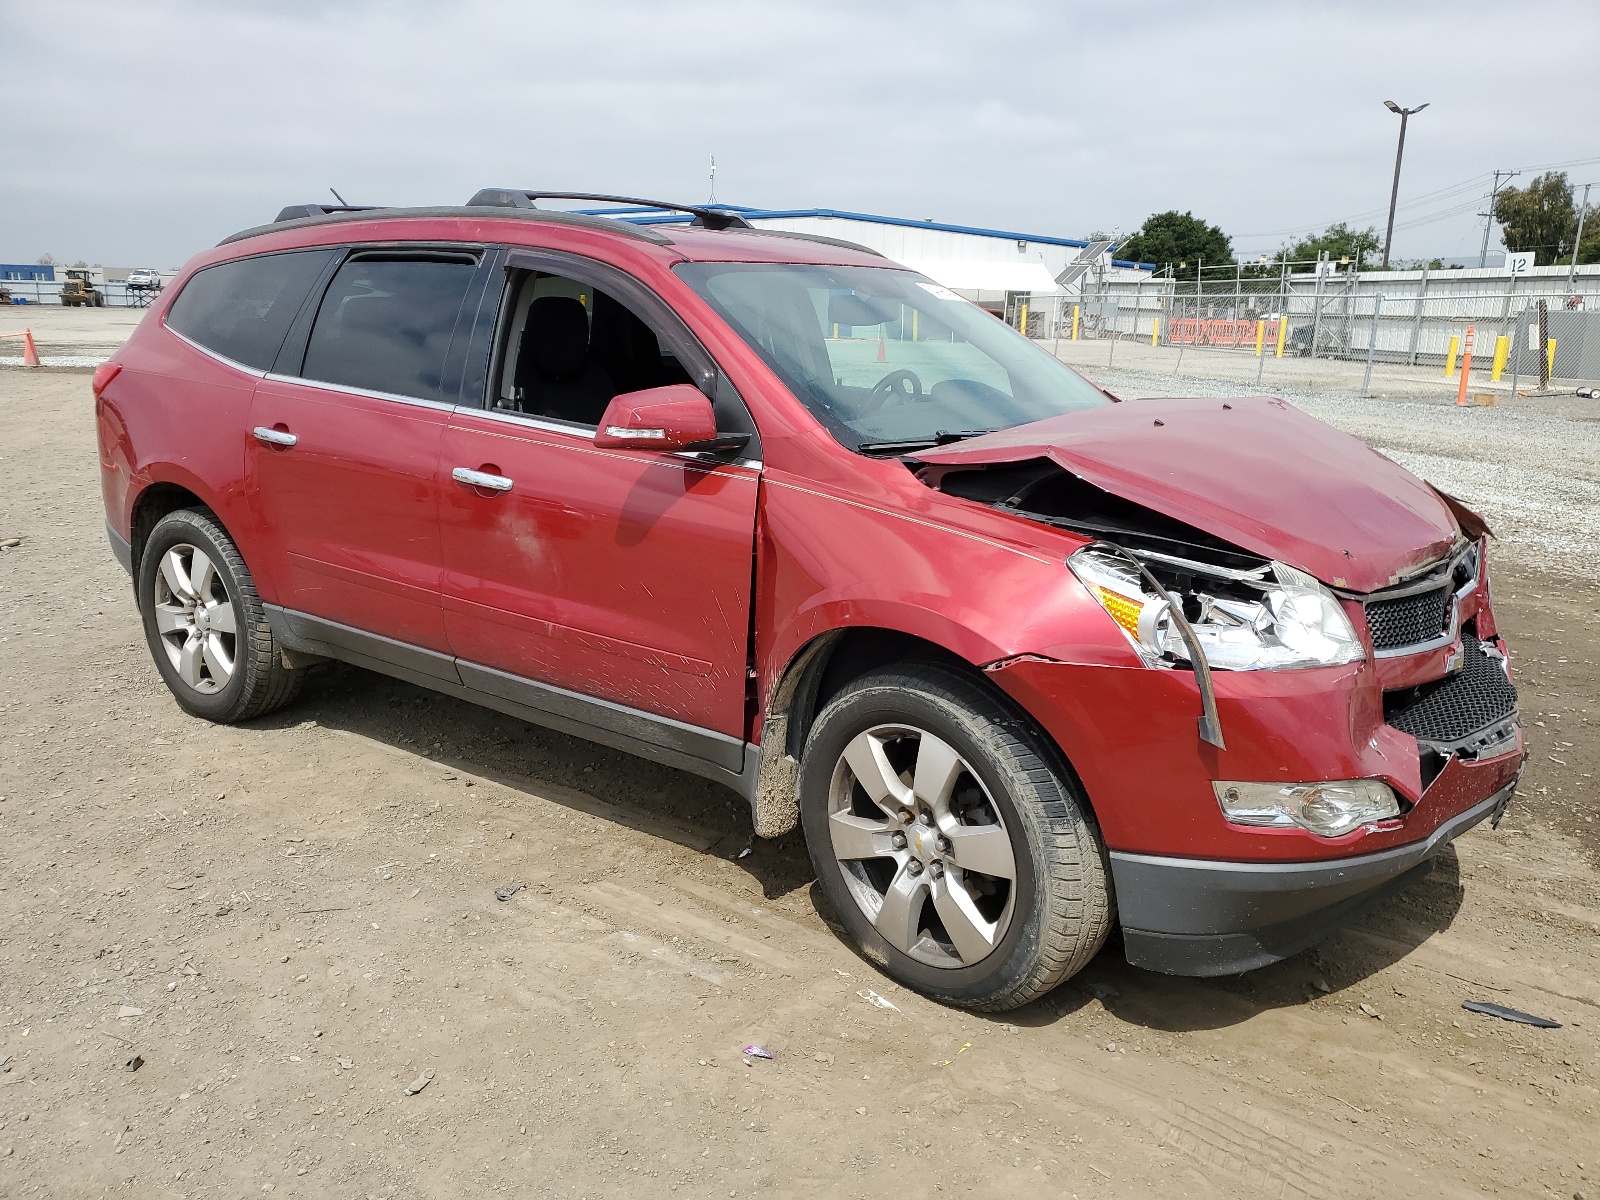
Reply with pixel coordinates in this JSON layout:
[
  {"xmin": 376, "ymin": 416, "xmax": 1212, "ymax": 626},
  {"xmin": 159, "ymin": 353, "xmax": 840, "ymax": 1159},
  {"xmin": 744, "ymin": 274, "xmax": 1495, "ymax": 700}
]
[
  {"xmin": 1279, "ymin": 223, "xmax": 1382, "ymax": 268},
  {"xmin": 1115, "ymin": 211, "xmax": 1232, "ymax": 280},
  {"xmin": 1494, "ymin": 172, "xmax": 1577, "ymax": 266},
  {"xmin": 35, "ymin": 253, "xmax": 57, "ymax": 266}
]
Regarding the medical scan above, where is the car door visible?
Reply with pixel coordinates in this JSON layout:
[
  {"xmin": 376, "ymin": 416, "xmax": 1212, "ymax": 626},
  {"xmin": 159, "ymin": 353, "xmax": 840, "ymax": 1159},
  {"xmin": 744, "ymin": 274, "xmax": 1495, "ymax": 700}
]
[
  {"xmin": 247, "ymin": 247, "xmax": 490, "ymax": 660},
  {"xmin": 438, "ymin": 250, "xmax": 762, "ymax": 749}
]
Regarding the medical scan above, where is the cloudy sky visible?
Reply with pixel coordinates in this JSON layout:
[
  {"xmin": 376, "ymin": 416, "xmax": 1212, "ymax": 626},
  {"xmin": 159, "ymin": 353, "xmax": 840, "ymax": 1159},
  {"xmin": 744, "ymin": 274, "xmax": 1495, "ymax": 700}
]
[{"xmin": 4, "ymin": 0, "xmax": 1597, "ymax": 269}]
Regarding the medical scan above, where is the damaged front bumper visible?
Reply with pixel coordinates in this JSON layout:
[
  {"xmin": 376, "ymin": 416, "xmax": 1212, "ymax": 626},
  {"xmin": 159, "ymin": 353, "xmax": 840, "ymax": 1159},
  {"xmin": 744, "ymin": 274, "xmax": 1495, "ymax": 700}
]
[
  {"xmin": 987, "ymin": 642, "xmax": 1523, "ymax": 977},
  {"xmin": 1110, "ymin": 756, "xmax": 1519, "ymax": 976}
]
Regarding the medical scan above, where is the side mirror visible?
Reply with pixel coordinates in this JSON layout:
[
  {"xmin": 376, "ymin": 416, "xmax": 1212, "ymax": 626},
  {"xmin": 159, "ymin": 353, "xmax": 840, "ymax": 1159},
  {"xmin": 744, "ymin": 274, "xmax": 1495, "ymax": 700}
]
[{"xmin": 593, "ymin": 384, "xmax": 719, "ymax": 452}]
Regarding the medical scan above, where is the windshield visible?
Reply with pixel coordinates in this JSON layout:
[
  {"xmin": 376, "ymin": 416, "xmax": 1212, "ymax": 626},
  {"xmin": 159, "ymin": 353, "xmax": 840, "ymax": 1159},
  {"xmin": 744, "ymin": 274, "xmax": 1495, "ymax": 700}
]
[{"xmin": 675, "ymin": 262, "xmax": 1110, "ymax": 451}]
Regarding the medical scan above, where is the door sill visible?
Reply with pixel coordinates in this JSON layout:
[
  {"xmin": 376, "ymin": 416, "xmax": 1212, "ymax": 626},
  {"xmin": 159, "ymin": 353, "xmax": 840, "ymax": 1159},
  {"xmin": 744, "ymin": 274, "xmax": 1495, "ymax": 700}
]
[{"xmin": 264, "ymin": 605, "xmax": 756, "ymax": 797}]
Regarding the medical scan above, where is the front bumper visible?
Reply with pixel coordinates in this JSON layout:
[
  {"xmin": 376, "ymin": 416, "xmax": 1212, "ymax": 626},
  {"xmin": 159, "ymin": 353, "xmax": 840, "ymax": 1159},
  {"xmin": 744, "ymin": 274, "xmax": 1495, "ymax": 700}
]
[{"xmin": 1112, "ymin": 773, "xmax": 1515, "ymax": 975}]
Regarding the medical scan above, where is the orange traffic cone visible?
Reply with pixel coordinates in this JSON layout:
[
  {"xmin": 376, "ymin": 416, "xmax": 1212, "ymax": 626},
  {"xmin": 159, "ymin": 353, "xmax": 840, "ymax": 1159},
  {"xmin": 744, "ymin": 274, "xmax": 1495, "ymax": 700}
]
[
  {"xmin": 22, "ymin": 328, "xmax": 41, "ymax": 368},
  {"xmin": 876, "ymin": 338, "xmax": 886, "ymax": 363}
]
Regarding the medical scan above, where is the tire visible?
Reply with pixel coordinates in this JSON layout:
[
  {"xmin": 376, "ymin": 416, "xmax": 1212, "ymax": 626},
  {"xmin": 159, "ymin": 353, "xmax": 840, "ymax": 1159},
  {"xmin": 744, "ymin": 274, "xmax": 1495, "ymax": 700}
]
[
  {"xmin": 137, "ymin": 507, "xmax": 303, "ymax": 722},
  {"xmin": 799, "ymin": 662, "xmax": 1113, "ymax": 1011}
]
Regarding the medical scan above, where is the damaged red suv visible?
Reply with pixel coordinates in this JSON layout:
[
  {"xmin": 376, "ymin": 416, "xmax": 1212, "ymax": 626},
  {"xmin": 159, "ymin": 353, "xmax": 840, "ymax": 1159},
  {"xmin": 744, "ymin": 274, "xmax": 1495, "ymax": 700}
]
[{"xmin": 95, "ymin": 191, "xmax": 1522, "ymax": 1011}]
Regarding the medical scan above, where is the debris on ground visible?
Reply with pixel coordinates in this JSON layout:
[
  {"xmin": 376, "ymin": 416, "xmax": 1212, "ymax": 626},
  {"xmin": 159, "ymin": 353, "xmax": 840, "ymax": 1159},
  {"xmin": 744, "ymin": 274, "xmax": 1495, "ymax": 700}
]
[
  {"xmin": 857, "ymin": 988, "xmax": 899, "ymax": 1012},
  {"xmin": 117, "ymin": 1006, "xmax": 143, "ymax": 1018},
  {"xmin": 494, "ymin": 883, "xmax": 525, "ymax": 902},
  {"xmin": 1462, "ymin": 1000, "xmax": 1562, "ymax": 1029},
  {"xmin": 403, "ymin": 1068, "xmax": 435, "ymax": 1095},
  {"xmin": 1359, "ymin": 1003, "xmax": 1382, "ymax": 1020},
  {"xmin": 122, "ymin": 1054, "xmax": 143, "ymax": 1072},
  {"xmin": 742, "ymin": 1045, "xmax": 773, "ymax": 1062}
]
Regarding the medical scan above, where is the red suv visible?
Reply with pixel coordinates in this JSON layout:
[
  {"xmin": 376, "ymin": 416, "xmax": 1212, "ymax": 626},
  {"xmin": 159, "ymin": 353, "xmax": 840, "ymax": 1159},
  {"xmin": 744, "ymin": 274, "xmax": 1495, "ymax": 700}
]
[{"xmin": 95, "ymin": 191, "xmax": 1523, "ymax": 1010}]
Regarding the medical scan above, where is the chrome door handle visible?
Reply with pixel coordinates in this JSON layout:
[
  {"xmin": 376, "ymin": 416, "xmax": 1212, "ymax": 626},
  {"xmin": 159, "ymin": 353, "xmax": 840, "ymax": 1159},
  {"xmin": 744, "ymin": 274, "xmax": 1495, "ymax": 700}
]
[
  {"xmin": 252, "ymin": 426, "xmax": 298, "ymax": 447},
  {"xmin": 452, "ymin": 467, "xmax": 514, "ymax": 492}
]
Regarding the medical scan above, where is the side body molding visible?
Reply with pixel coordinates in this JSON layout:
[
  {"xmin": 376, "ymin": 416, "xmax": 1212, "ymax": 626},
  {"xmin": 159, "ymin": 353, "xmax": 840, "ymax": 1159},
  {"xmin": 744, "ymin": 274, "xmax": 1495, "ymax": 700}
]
[{"xmin": 265, "ymin": 606, "xmax": 758, "ymax": 797}]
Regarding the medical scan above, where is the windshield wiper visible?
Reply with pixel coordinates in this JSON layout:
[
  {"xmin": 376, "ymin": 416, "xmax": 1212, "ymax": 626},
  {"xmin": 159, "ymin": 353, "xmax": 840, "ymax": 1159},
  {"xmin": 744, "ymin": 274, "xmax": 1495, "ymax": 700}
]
[{"xmin": 856, "ymin": 429, "xmax": 998, "ymax": 455}]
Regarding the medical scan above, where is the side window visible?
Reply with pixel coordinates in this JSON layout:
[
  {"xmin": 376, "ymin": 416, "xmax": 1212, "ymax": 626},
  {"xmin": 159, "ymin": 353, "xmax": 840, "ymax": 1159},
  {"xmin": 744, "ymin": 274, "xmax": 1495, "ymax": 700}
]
[
  {"xmin": 166, "ymin": 249, "xmax": 336, "ymax": 370},
  {"xmin": 301, "ymin": 254, "xmax": 478, "ymax": 402},
  {"xmin": 492, "ymin": 269, "xmax": 693, "ymax": 427}
]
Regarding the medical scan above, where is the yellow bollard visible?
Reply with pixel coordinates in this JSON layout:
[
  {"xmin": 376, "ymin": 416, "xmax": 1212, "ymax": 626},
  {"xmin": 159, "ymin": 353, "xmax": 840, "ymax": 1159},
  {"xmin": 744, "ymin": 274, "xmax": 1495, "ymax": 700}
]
[
  {"xmin": 1151, "ymin": 318, "xmax": 1159, "ymax": 347},
  {"xmin": 1254, "ymin": 320, "xmax": 1266, "ymax": 356},
  {"xmin": 1445, "ymin": 334, "xmax": 1460, "ymax": 377},
  {"xmin": 1019, "ymin": 300, "xmax": 1028, "ymax": 336},
  {"xmin": 1490, "ymin": 335, "xmax": 1509, "ymax": 381},
  {"xmin": 1071, "ymin": 305, "xmax": 1080, "ymax": 341},
  {"xmin": 1547, "ymin": 338, "xmax": 1557, "ymax": 378},
  {"xmin": 1274, "ymin": 318, "xmax": 1287, "ymax": 358}
]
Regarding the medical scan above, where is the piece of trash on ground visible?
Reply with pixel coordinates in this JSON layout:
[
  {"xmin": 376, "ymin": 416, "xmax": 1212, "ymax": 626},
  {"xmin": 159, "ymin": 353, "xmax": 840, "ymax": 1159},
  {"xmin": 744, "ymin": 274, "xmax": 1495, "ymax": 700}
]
[
  {"xmin": 117, "ymin": 1006, "xmax": 143, "ymax": 1018},
  {"xmin": 857, "ymin": 988, "xmax": 899, "ymax": 1012},
  {"xmin": 404, "ymin": 1068, "xmax": 436, "ymax": 1095},
  {"xmin": 934, "ymin": 1042, "xmax": 972, "ymax": 1067},
  {"xmin": 1358, "ymin": 1002, "xmax": 1382, "ymax": 1020},
  {"xmin": 494, "ymin": 883, "xmax": 525, "ymax": 902},
  {"xmin": 742, "ymin": 1045, "xmax": 774, "ymax": 1061},
  {"xmin": 123, "ymin": 1054, "xmax": 144, "ymax": 1072},
  {"xmin": 1462, "ymin": 1000, "xmax": 1561, "ymax": 1029}
]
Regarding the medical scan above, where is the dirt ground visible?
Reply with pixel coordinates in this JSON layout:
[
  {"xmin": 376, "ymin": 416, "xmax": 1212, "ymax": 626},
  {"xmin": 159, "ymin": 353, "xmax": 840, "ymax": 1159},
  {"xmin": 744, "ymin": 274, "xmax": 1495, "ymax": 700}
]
[{"xmin": 2, "ymin": 364, "xmax": 1598, "ymax": 1200}]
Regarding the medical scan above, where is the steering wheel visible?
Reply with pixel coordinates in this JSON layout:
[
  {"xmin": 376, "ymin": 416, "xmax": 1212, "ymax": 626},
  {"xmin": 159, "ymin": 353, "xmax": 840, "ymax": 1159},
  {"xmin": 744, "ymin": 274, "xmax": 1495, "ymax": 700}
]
[{"xmin": 861, "ymin": 368, "xmax": 926, "ymax": 414}]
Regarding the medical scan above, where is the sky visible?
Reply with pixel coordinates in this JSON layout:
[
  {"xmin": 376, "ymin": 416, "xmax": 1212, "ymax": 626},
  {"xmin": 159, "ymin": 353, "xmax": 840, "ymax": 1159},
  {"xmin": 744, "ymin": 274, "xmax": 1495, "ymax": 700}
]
[{"xmin": 3, "ymin": 0, "xmax": 1598, "ymax": 270}]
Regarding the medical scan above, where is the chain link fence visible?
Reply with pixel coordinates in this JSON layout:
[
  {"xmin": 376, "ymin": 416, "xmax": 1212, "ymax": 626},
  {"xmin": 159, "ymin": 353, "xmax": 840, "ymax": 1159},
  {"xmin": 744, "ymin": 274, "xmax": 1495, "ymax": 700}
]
[
  {"xmin": 1025, "ymin": 263, "xmax": 1600, "ymax": 397},
  {"xmin": 1, "ymin": 278, "xmax": 163, "ymax": 308}
]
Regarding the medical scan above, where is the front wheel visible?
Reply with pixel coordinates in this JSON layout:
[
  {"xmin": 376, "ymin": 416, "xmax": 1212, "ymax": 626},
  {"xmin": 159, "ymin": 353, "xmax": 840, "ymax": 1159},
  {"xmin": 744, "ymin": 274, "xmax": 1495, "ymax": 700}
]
[
  {"xmin": 799, "ymin": 662, "xmax": 1113, "ymax": 1011},
  {"xmin": 138, "ymin": 507, "xmax": 302, "ymax": 722}
]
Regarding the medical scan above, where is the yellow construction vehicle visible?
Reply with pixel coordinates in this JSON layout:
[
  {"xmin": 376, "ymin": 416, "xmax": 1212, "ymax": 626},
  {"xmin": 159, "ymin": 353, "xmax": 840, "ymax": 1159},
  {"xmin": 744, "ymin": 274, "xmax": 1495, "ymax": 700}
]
[{"xmin": 60, "ymin": 271, "xmax": 104, "ymax": 307}]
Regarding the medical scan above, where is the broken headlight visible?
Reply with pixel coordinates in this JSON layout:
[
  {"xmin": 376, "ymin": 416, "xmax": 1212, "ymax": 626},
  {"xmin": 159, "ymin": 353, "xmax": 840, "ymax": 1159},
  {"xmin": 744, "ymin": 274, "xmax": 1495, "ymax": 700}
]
[
  {"xmin": 1068, "ymin": 545, "xmax": 1364, "ymax": 671},
  {"xmin": 1214, "ymin": 780, "xmax": 1400, "ymax": 837}
]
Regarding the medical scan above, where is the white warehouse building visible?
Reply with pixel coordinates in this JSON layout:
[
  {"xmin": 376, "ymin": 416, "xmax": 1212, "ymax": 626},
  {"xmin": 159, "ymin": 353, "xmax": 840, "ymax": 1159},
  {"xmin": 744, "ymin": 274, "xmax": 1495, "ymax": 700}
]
[{"xmin": 602, "ymin": 204, "xmax": 1154, "ymax": 323}]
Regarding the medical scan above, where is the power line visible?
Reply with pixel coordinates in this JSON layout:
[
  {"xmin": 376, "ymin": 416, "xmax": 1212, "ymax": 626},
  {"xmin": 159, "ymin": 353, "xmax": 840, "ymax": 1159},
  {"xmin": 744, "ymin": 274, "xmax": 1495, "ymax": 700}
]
[{"xmin": 1235, "ymin": 153, "xmax": 1600, "ymax": 243}]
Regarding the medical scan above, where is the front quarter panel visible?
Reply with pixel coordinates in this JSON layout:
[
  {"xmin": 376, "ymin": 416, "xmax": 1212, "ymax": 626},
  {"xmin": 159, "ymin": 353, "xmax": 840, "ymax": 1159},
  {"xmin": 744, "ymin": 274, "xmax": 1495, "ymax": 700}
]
[{"xmin": 755, "ymin": 469, "xmax": 1137, "ymax": 699}]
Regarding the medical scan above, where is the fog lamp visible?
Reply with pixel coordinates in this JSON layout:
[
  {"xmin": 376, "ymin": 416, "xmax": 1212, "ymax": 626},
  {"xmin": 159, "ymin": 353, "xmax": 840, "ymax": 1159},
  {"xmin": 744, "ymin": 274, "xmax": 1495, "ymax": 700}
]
[{"xmin": 1213, "ymin": 780, "xmax": 1400, "ymax": 838}]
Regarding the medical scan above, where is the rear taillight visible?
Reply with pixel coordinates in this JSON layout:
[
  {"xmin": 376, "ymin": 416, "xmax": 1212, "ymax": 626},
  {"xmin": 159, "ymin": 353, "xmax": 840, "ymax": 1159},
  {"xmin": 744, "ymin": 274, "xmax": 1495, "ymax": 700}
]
[{"xmin": 92, "ymin": 361, "xmax": 123, "ymax": 397}]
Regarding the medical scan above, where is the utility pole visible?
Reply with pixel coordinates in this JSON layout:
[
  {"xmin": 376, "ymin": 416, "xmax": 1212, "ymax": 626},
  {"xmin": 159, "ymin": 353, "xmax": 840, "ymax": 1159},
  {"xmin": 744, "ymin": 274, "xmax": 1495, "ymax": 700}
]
[
  {"xmin": 1381, "ymin": 100, "xmax": 1429, "ymax": 269},
  {"xmin": 1570, "ymin": 182, "xmax": 1593, "ymax": 289},
  {"xmin": 1479, "ymin": 169, "xmax": 1519, "ymax": 268},
  {"xmin": 708, "ymin": 154, "xmax": 716, "ymax": 205}
]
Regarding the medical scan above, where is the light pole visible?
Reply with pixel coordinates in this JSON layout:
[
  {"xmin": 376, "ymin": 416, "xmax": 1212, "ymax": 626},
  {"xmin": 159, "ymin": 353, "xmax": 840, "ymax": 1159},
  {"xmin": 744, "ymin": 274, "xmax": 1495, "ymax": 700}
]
[{"xmin": 1381, "ymin": 100, "xmax": 1429, "ymax": 269}]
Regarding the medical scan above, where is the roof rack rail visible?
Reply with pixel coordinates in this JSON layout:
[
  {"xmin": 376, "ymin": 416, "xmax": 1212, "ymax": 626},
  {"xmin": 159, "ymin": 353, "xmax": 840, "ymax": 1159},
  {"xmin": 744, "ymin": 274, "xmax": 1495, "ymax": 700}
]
[
  {"xmin": 274, "ymin": 203, "xmax": 382, "ymax": 223},
  {"xmin": 466, "ymin": 190, "xmax": 753, "ymax": 231}
]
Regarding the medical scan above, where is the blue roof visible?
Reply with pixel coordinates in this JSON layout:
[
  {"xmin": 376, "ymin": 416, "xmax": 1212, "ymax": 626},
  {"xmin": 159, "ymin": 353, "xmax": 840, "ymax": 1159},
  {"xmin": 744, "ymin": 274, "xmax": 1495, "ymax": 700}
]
[{"xmin": 570, "ymin": 204, "xmax": 1152, "ymax": 272}]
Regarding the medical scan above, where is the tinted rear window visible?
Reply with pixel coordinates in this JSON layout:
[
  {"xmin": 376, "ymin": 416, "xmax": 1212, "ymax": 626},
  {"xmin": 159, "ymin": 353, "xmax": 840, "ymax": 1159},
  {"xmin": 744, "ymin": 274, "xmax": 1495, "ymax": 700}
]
[
  {"xmin": 166, "ymin": 250, "xmax": 335, "ymax": 370},
  {"xmin": 300, "ymin": 256, "xmax": 478, "ymax": 402}
]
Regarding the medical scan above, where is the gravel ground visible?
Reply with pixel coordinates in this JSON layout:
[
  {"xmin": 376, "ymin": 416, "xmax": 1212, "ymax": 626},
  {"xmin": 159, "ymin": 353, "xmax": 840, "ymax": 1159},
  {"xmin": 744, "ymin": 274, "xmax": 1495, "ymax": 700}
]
[{"xmin": 2, "ymin": 348, "xmax": 1599, "ymax": 1198}]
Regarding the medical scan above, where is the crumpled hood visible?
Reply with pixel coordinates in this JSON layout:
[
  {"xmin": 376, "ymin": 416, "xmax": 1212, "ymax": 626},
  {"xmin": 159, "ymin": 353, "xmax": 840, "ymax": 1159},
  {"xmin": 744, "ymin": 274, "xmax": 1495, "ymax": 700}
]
[{"xmin": 915, "ymin": 395, "xmax": 1460, "ymax": 592}]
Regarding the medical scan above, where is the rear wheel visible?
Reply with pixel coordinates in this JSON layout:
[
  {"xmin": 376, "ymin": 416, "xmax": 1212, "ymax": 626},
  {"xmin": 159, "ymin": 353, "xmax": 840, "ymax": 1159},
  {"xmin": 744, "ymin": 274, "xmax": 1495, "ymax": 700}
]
[
  {"xmin": 799, "ymin": 662, "xmax": 1113, "ymax": 1011},
  {"xmin": 138, "ymin": 508, "xmax": 302, "ymax": 722}
]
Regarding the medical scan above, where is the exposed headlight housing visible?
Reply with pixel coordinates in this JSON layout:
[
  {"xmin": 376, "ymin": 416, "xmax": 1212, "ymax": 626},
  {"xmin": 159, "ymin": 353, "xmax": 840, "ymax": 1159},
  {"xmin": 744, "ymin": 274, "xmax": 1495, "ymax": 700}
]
[
  {"xmin": 1214, "ymin": 780, "xmax": 1400, "ymax": 837},
  {"xmin": 1068, "ymin": 545, "xmax": 1364, "ymax": 671}
]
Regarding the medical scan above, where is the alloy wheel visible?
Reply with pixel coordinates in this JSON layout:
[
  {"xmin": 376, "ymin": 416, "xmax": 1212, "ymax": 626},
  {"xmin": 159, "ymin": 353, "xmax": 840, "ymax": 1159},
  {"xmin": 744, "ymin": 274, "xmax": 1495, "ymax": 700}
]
[
  {"xmin": 827, "ymin": 724, "xmax": 1017, "ymax": 968},
  {"xmin": 151, "ymin": 543, "xmax": 237, "ymax": 694}
]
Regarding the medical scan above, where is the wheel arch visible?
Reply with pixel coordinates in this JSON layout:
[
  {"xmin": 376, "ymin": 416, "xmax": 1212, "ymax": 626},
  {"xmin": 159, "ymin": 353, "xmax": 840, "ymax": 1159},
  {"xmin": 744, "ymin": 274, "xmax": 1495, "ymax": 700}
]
[
  {"xmin": 127, "ymin": 470, "xmax": 270, "ymax": 601},
  {"xmin": 748, "ymin": 624, "xmax": 1096, "ymax": 841},
  {"xmin": 130, "ymin": 481, "xmax": 209, "ymax": 585}
]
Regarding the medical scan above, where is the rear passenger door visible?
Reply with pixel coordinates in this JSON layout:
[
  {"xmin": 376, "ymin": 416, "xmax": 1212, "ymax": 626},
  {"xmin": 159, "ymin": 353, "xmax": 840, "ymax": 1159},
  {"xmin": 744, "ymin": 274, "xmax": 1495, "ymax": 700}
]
[
  {"xmin": 438, "ymin": 250, "xmax": 762, "ymax": 747},
  {"xmin": 247, "ymin": 248, "xmax": 490, "ymax": 661}
]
